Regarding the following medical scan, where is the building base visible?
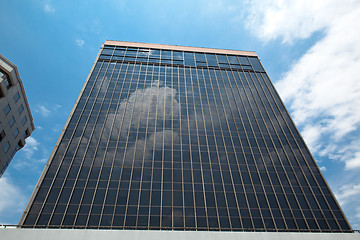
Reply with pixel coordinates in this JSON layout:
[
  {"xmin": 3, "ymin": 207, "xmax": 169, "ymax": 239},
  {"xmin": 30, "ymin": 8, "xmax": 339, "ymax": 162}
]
[{"xmin": 1, "ymin": 228, "xmax": 359, "ymax": 240}]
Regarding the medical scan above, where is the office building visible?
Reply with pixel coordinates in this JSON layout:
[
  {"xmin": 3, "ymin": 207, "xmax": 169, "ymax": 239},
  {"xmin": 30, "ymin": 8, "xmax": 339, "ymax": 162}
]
[
  {"xmin": 19, "ymin": 41, "xmax": 352, "ymax": 234},
  {"xmin": 0, "ymin": 53, "xmax": 35, "ymax": 177}
]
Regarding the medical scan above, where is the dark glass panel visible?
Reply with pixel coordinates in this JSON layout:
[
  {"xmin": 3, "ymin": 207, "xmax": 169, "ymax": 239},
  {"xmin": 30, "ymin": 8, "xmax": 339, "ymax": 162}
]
[
  {"xmin": 248, "ymin": 57, "xmax": 264, "ymax": 72},
  {"xmin": 21, "ymin": 46, "xmax": 351, "ymax": 232}
]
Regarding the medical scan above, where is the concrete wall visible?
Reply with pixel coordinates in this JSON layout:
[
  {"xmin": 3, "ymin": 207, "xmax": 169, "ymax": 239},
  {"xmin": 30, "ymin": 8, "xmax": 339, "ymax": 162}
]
[{"xmin": 1, "ymin": 228, "xmax": 360, "ymax": 240}]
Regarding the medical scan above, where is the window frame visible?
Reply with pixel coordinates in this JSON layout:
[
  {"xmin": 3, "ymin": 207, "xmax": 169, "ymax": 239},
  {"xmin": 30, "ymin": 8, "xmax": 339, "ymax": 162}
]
[
  {"xmin": 18, "ymin": 104, "xmax": 24, "ymax": 115},
  {"xmin": 9, "ymin": 116, "xmax": 15, "ymax": 127},
  {"xmin": 3, "ymin": 141, "xmax": 10, "ymax": 153},
  {"xmin": 13, "ymin": 128, "xmax": 19, "ymax": 138},
  {"xmin": 4, "ymin": 104, "xmax": 11, "ymax": 115},
  {"xmin": 14, "ymin": 92, "xmax": 20, "ymax": 102},
  {"xmin": 22, "ymin": 115, "xmax": 28, "ymax": 125}
]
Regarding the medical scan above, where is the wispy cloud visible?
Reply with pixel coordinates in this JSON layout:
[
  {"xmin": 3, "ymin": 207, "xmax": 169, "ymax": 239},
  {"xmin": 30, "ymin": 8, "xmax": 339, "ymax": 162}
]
[
  {"xmin": 246, "ymin": 0, "xmax": 360, "ymax": 171},
  {"xmin": 13, "ymin": 157, "xmax": 48, "ymax": 172},
  {"xmin": 13, "ymin": 136, "xmax": 48, "ymax": 172},
  {"xmin": 52, "ymin": 124, "xmax": 63, "ymax": 133},
  {"xmin": 37, "ymin": 105, "xmax": 50, "ymax": 117},
  {"xmin": 325, "ymin": 138, "xmax": 360, "ymax": 170},
  {"xmin": 35, "ymin": 104, "xmax": 61, "ymax": 118},
  {"xmin": 44, "ymin": 4, "xmax": 55, "ymax": 14},
  {"xmin": 76, "ymin": 39, "xmax": 85, "ymax": 47},
  {"xmin": 0, "ymin": 177, "xmax": 26, "ymax": 223},
  {"xmin": 333, "ymin": 183, "xmax": 360, "ymax": 228},
  {"xmin": 335, "ymin": 183, "xmax": 360, "ymax": 206},
  {"xmin": 245, "ymin": 1, "xmax": 360, "ymax": 227},
  {"xmin": 354, "ymin": 207, "xmax": 360, "ymax": 229},
  {"xmin": 22, "ymin": 136, "xmax": 39, "ymax": 159},
  {"xmin": 246, "ymin": 0, "xmax": 359, "ymax": 43}
]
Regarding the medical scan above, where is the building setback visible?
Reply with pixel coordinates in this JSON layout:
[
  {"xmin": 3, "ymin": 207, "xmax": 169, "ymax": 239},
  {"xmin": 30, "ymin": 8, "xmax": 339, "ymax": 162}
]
[
  {"xmin": 0, "ymin": 53, "xmax": 35, "ymax": 177},
  {"xmin": 19, "ymin": 41, "xmax": 352, "ymax": 233}
]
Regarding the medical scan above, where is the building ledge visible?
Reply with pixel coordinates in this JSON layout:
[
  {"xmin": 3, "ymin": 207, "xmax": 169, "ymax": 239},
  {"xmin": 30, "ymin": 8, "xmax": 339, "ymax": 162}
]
[{"xmin": 1, "ymin": 228, "xmax": 359, "ymax": 240}]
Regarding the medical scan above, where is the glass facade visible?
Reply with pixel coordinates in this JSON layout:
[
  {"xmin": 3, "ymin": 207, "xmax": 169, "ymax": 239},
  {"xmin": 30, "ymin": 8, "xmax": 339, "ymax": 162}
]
[{"xmin": 20, "ymin": 42, "xmax": 352, "ymax": 232}]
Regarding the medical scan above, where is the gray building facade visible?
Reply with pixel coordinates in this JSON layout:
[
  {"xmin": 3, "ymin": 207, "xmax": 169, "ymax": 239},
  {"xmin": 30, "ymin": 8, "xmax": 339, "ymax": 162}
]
[
  {"xmin": 0, "ymin": 53, "xmax": 35, "ymax": 177},
  {"xmin": 19, "ymin": 41, "xmax": 352, "ymax": 232}
]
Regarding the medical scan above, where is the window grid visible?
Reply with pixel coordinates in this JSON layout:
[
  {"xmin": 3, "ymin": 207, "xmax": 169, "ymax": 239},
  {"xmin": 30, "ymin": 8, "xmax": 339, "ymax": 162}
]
[
  {"xmin": 237, "ymin": 70, "xmax": 305, "ymax": 230},
  {"xmin": 197, "ymin": 68, "xmax": 222, "ymax": 229},
  {"xmin": 21, "ymin": 46, "xmax": 352, "ymax": 232},
  {"xmin": 52, "ymin": 60, "xmax": 112, "ymax": 227},
  {"xmin": 252, "ymin": 70, "xmax": 324, "ymax": 229},
  {"xmin": 207, "ymin": 68, "xmax": 244, "ymax": 229},
  {"xmin": 236, "ymin": 70, "xmax": 296, "ymax": 230},
  {"xmin": 190, "ymin": 66, "xmax": 211, "ymax": 229},
  {"xmin": 106, "ymin": 61, "xmax": 137, "ymax": 228},
  {"xmin": 256, "ymin": 72, "xmax": 345, "ymax": 230},
  {"xmin": 83, "ymin": 61, "xmax": 119, "ymax": 227},
  {"xmin": 122, "ymin": 63, "xmax": 146, "ymax": 228},
  {"xmin": 107, "ymin": 61, "xmax": 134, "ymax": 228},
  {"xmin": 134, "ymin": 61, "xmax": 154, "ymax": 229},
  {"xmin": 248, "ymin": 71, "xmax": 316, "ymax": 229},
  {"xmin": 219, "ymin": 68, "xmax": 271, "ymax": 229}
]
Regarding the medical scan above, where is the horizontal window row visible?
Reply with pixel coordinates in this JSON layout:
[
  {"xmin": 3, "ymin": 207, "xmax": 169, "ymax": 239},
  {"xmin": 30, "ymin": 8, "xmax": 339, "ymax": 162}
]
[
  {"xmin": 99, "ymin": 52, "xmax": 254, "ymax": 65},
  {"xmin": 40, "ymin": 177, "xmax": 328, "ymax": 190},
  {"xmin": 35, "ymin": 182, "xmax": 335, "ymax": 207},
  {"xmin": 40, "ymin": 181, "xmax": 329, "ymax": 196},
  {"xmin": 91, "ymin": 68, "xmax": 254, "ymax": 76},
  {"xmin": 84, "ymin": 77, "xmax": 262, "ymax": 87},
  {"xmin": 98, "ymin": 54, "xmax": 255, "ymax": 64},
  {"xmin": 32, "ymin": 202, "xmax": 342, "ymax": 217},
  {"xmin": 99, "ymin": 49, "xmax": 260, "ymax": 67},
  {"xmin": 27, "ymin": 214, "xmax": 345, "ymax": 231},
  {"xmin": 52, "ymin": 157, "xmax": 315, "ymax": 172},
  {"xmin": 35, "ymin": 186, "xmax": 336, "ymax": 204},
  {"xmin": 25, "ymin": 210, "xmax": 346, "ymax": 230}
]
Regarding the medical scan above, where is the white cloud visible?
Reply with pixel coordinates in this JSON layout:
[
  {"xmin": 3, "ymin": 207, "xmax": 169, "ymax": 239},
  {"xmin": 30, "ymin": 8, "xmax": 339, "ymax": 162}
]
[
  {"xmin": 246, "ymin": 0, "xmax": 360, "ymax": 170},
  {"xmin": 300, "ymin": 125, "xmax": 322, "ymax": 152},
  {"xmin": 333, "ymin": 182, "xmax": 360, "ymax": 229},
  {"xmin": 35, "ymin": 104, "xmax": 61, "ymax": 117},
  {"xmin": 36, "ymin": 105, "xmax": 50, "ymax": 117},
  {"xmin": 0, "ymin": 177, "xmax": 26, "ymax": 223},
  {"xmin": 345, "ymin": 153, "xmax": 360, "ymax": 169},
  {"xmin": 335, "ymin": 184, "xmax": 360, "ymax": 206},
  {"xmin": 355, "ymin": 207, "xmax": 360, "ymax": 224},
  {"xmin": 325, "ymin": 139, "xmax": 360, "ymax": 170},
  {"xmin": 22, "ymin": 136, "xmax": 39, "ymax": 159},
  {"xmin": 44, "ymin": 4, "xmax": 55, "ymax": 14},
  {"xmin": 319, "ymin": 166, "xmax": 327, "ymax": 172},
  {"xmin": 246, "ymin": 0, "xmax": 359, "ymax": 43},
  {"xmin": 52, "ymin": 124, "xmax": 63, "ymax": 133},
  {"xmin": 12, "ymin": 136, "xmax": 48, "ymax": 172},
  {"xmin": 76, "ymin": 39, "xmax": 85, "ymax": 47}
]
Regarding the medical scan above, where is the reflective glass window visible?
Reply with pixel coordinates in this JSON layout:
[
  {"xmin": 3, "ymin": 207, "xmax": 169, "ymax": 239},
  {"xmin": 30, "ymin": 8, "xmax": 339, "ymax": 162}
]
[
  {"xmin": 14, "ymin": 92, "xmax": 20, "ymax": 102},
  {"xmin": 4, "ymin": 104, "xmax": 11, "ymax": 115},
  {"xmin": 9, "ymin": 116, "xmax": 15, "ymax": 127}
]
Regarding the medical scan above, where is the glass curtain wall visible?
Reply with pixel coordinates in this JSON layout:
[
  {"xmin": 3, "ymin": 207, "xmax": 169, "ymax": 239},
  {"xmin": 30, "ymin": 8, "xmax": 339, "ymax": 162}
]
[{"xmin": 21, "ymin": 44, "xmax": 351, "ymax": 232}]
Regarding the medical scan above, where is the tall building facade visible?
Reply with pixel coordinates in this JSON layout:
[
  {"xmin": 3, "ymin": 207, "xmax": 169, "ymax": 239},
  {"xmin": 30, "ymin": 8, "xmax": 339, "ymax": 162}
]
[
  {"xmin": 0, "ymin": 53, "xmax": 35, "ymax": 177},
  {"xmin": 20, "ymin": 41, "xmax": 351, "ymax": 232}
]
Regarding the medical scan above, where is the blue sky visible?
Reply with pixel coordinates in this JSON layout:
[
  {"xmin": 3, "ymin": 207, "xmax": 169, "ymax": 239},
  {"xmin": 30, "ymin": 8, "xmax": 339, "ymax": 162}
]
[{"xmin": 0, "ymin": 0, "xmax": 359, "ymax": 229}]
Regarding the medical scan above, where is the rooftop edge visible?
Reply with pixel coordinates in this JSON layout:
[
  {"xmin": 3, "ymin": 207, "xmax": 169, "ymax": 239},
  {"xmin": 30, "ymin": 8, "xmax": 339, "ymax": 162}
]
[{"xmin": 104, "ymin": 40, "xmax": 258, "ymax": 57}]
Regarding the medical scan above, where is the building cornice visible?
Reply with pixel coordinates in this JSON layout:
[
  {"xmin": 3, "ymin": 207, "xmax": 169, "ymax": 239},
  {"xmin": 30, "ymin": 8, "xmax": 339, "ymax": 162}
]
[{"xmin": 104, "ymin": 40, "xmax": 258, "ymax": 57}]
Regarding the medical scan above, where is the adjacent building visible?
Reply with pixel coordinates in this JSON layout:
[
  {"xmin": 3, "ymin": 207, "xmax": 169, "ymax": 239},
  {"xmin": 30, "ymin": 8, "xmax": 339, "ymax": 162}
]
[
  {"xmin": 19, "ymin": 41, "xmax": 353, "ymax": 234},
  {"xmin": 0, "ymin": 53, "xmax": 35, "ymax": 177}
]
